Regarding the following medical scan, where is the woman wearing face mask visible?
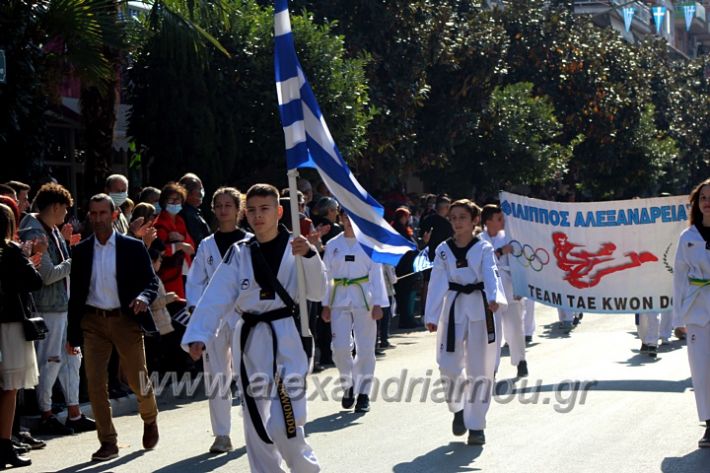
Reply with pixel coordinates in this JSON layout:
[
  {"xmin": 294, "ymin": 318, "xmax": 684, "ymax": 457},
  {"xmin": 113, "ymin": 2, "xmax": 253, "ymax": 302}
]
[{"xmin": 154, "ymin": 183, "xmax": 195, "ymax": 299}]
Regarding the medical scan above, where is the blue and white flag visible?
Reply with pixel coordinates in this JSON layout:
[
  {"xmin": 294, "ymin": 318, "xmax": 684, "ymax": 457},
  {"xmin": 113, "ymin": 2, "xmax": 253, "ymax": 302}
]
[
  {"xmin": 273, "ymin": 0, "xmax": 416, "ymax": 265},
  {"xmin": 412, "ymin": 248, "xmax": 434, "ymax": 273},
  {"xmin": 683, "ymin": 4, "xmax": 697, "ymax": 31},
  {"xmin": 622, "ymin": 7, "xmax": 635, "ymax": 33},
  {"xmin": 652, "ymin": 6, "xmax": 667, "ymax": 34}
]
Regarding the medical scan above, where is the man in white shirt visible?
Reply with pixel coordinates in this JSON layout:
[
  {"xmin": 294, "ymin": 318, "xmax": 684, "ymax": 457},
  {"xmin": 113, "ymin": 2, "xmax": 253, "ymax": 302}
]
[{"xmin": 67, "ymin": 194, "xmax": 160, "ymax": 462}]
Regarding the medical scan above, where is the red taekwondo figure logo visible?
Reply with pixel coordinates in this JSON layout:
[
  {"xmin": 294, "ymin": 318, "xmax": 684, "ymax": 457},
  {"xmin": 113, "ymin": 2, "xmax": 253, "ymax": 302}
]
[{"xmin": 552, "ymin": 232, "xmax": 658, "ymax": 289}]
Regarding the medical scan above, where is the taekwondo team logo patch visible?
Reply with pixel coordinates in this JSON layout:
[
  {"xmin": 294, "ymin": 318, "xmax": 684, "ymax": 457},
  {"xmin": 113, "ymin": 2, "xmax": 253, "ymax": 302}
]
[
  {"xmin": 241, "ymin": 279, "xmax": 250, "ymax": 290},
  {"xmin": 440, "ymin": 250, "xmax": 447, "ymax": 261},
  {"xmin": 208, "ymin": 255, "xmax": 214, "ymax": 266}
]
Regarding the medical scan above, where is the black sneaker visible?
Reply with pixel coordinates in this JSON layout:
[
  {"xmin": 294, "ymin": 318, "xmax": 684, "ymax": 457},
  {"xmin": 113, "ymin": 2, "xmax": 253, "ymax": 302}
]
[
  {"xmin": 699, "ymin": 427, "xmax": 710, "ymax": 449},
  {"xmin": 640, "ymin": 343, "xmax": 650, "ymax": 353},
  {"xmin": 467, "ymin": 429, "xmax": 485, "ymax": 445},
  {"xmin": 15, "ymin": 432, "xmax": 46, "ymax": 450},
  {"xmin": 341, "ymin": 387, "xmax": 355, "ymax": 409},
  {"xmin": 452, "ymin": 410, "xmax": 466, "ymax": 436},
  {"xmin": 517, "ymin": 360, "xmax": 529, "ymax": 378},
  {"xmin": 65, "ymin": 414, "xmax": 97, "ymax": 433},
  {"xmin": 525, "ymin": 335, "xmax": 533, "ymax": 344},
  {"xmin": 33, "ymin": 416, "xmax": 74, "ymax": 436},
  {"xmin": 11, "ymin": 438, "xmax": 30, "ymax": 454},
  {"xmin": 375, "ymin": 348, "xmax": 386, "ymax": 357},
  {"xmin": 354, "ymin": 394, "xmax": 370, "ymax": 413},
  {"xmin": 647, "ymin": 346, "xmax": 658, "ymax": 359}
]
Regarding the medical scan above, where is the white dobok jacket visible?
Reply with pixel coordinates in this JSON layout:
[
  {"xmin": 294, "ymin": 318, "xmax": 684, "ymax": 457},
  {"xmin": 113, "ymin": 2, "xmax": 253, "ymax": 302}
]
[
  {"xmin": 322, "ymin": 234, "xmax": 389, "ymax": 310},
  {"xmin": 182, "ymin": 236, "xmax": 326, "ymax": 349},
  {"xmin": 673, "ymin": 225, "xmax": 710, "ymax": 328},
  {"xmin": 424, "ymin": 237, "xmax": 508, "ymax": 327}
]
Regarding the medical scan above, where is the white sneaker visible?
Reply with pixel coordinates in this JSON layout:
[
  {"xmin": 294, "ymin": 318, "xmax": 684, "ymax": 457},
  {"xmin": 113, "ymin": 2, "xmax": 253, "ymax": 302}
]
[{"xmin": 209, "ymin": 435, "xmax": 233, "ymax": 453}]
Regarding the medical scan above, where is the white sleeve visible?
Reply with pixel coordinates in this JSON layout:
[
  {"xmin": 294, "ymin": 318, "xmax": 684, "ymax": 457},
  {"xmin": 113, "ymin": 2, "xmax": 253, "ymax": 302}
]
[
  {"xmin": 303, "ymin": 251, "xmax": 327, "ymax": 302},
  {"xmin": 424, "ymin": 250, "xmax": 449, "ymax": 326},
  {"xmin": 181, "ymin": 245, "xmax": 240, "ymax": 351},
  {"xmin": 672, "ymin": 234, "xmax": 689, "ymax": 328},
  {"xmin": 482, "ymin": 242, "xmax": 508, "ymax": 311},
  {"xmin": 322, "ymin": 245, "xmax": 334, "ymax": 307},
  {"xmin": 369, "ymin": 262, "xmax": 389, "ymax": 307},
  {"xmin": 185, "ymin": 240, "xmax": 209, "ymax": 308}
]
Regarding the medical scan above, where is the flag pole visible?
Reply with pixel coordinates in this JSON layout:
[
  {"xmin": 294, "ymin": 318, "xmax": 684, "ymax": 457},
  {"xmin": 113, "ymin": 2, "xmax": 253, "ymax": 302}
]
[{"xmin": 287, "ymin": 168, "xmax": 311, "ymax": 338}]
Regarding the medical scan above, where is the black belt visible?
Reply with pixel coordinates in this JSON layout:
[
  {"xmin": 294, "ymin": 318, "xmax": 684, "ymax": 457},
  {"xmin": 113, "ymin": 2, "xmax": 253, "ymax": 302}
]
[
  {"xmin": 446, "ymin": 282, "xmax": 496, "ymax": 352},
  {"xmin": 240, "ymin": 307, "xmax": 298, "ymax": 444}
]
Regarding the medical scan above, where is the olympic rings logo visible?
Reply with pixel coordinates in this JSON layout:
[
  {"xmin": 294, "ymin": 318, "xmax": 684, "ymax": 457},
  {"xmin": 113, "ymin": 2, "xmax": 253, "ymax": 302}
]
[{"xmin": 510, "ymin": 240, "xmax": 550, "ymax": 272}]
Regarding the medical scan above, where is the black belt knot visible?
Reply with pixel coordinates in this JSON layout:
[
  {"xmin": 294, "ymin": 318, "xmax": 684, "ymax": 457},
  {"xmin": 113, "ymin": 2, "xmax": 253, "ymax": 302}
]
[{"xmin": 446, "ymin": 281, "xmax": 495, "ymax": 352}]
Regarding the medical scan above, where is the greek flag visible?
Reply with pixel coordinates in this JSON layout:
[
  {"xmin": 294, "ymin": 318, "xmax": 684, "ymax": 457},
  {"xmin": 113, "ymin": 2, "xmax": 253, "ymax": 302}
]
[{"xmin": 273, "ymin": 0, "xmax": 416, "ymax": 265}]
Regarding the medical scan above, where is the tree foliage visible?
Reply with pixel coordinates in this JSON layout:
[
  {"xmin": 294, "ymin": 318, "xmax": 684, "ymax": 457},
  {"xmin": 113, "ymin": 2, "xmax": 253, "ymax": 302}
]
[{"xmin": 128, "ymin": 0, "xmax": 373, "ymax": 190}]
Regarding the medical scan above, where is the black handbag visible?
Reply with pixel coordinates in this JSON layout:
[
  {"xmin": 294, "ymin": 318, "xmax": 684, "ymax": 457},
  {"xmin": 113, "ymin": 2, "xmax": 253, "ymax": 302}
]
[
  {"xmin": 20, "ymin": 293, "xmax": 48, "ymax": 341},
  {"xmin": 23, "ymin": 316, "xmax": 49, "ymax": 341}
]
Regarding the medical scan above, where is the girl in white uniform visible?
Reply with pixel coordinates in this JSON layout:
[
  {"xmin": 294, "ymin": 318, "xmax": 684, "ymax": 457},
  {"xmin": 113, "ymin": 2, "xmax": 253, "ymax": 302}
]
[
  {"xmin": 481, "ymin": 205, "xmax": 528, "ymax": 378},
  {"xmin": 321, "ymin": 211, "xmax": 388, "ymax": 413},
  {"xmin": 673, "ymin": 178, "xmax": 710, "ymax": 449},
  {"xmin": 184, "ymin": 184, "xmax": 325, "ymax": 472},
  {"xmin": 185, "ymin": 187, "xmax": 251, "ymax": 453},
  {"xmin": 425, "ymin": 199, "xmax": 507, "ymax": 446}
]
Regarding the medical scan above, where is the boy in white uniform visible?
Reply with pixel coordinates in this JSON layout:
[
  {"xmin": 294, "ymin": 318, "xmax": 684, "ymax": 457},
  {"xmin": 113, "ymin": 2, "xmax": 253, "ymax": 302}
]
[
  {"xmin": 183, "ymin": 184, "xmax": 325, "ymax": 472},
  {"xmin": 673, "ymin": 179, "xmax": 710, "ymax": 449},
  {"xmin": 480, "ymin": 205, "xmax": 528, "ymax": 378},
  {"xmin": 425, "ymin": 199, "xmax": 507, "ymax": 446},
  {"xmin": 321, "ymin": 210, "xmax": 388, "ymax": 413},
  {"xmin": 185, "ymin": 187, "xmax": 251, "ymax": 453}
]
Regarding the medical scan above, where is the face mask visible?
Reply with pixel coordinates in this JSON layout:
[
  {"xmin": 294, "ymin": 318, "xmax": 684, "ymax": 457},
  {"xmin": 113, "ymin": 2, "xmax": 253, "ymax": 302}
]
[
  {"xmin": 110, "ymin": 192, "xmax": 128, "ymax": 208},
  {"xmin": 166, "ymin": 203, "xmax": 183, "ymax": 215},
  {"xmin": 154, "ymin": 203, "xmax": 162, "ymax": 214},
  {"xmin": 125, "ymin": 212, "xmax": 133, "ymax": 222}
]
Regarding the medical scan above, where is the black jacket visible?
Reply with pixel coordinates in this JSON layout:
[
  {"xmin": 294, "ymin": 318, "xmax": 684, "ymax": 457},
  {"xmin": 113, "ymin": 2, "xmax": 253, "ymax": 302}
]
[
  {"xmin": 180, "ymin": 204, "xmax": 211, "ymax": 248},
  {"xmin": 0, "ymin": 242, "xmax": 43, "ymax": 323},
  {"xmin": 67, "ymin": 233, "xmax": 159, "ymax": 347}
]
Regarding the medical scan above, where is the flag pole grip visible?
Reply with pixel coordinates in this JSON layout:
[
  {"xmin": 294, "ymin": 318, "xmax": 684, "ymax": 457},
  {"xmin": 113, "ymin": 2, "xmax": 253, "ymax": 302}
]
[{"xmin": 287, "ymin": 169, "xmax": 311, "ymax": 338}]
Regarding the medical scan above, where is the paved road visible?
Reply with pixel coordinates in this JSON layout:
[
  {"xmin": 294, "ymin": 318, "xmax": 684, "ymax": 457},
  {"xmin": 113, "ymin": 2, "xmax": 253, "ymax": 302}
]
[{"xmin": 28, "ymin": 304, "xmax": 710, "ymax": 472}]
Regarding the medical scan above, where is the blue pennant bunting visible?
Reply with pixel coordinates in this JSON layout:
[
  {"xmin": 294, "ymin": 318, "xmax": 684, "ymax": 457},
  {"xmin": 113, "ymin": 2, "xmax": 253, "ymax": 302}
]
[
  {"xmin": 652, "ymin": 6, "xmax": 667, "ymax": 34},
  {"xmin": 623, "ymin": 7, "xmax": 635, "ymax": 32},
  {"xmin": 683, "ymin": 4, "xmax": 697, "ymax": 31}
]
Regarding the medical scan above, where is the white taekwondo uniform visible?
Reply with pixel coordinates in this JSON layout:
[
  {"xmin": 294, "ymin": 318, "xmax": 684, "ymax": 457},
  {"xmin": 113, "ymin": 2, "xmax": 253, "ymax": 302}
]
[
  {"xmin": 186, "ymin": 230, "xmax": 251, "ymax": 438},
  {"xmin": 480, "ymin": 229, "xmax": 526, "ymax": 369},
  {"xmin": 183, "ymin": 228, "xmax": 325, "ymax": 472},
  {"xmin": 322, "ymin": 234, "xmax": 388, "ymax": 397},
  {"xmin": 523, "ymin": 298, "xmax": 536, "ymax": 338},
  {"xmin": 673, "ymin": 224, "xmax": 710, "ymax": 422},
  {"xmin": 637, "ymin": 312, "xmax": 671, "ymax": 347},
  {"xmin": 424, "ymin": 237, "xmax": 507, "ymax": 431}
]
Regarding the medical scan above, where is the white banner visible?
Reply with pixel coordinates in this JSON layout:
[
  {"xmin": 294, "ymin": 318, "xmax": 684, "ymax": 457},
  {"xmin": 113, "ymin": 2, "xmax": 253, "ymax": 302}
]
[{"xmin": 499, "ymin": 192, "xmax": 689, "ymax": 313}]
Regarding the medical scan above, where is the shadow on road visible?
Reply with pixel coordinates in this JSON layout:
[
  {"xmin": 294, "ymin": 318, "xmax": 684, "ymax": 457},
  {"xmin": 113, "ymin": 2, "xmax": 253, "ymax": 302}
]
[
  {"xmin": 539, "ymin": 323, "xmax": 574, "ymax": 339},
  {"xmin": 151, "ymin": 447, "xmax": 247, "ymax": 473},
  {"xmin": 661, "ymin": 448, "xmax": 710, "ymax": 472},
  {"xmin": 51, "ymin": 450, "xmax": 146, "ymax": 473},
  {"xmin": 392, "ymin": 441, "xmax": 482, "ymax": 472},
  {"xmin": 494, "ymin": 378, "xmax": 691, "ymax": 396},
  {"xmin": 306, "ymin": 411, "xmax": 367, "ymax": 435}
]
